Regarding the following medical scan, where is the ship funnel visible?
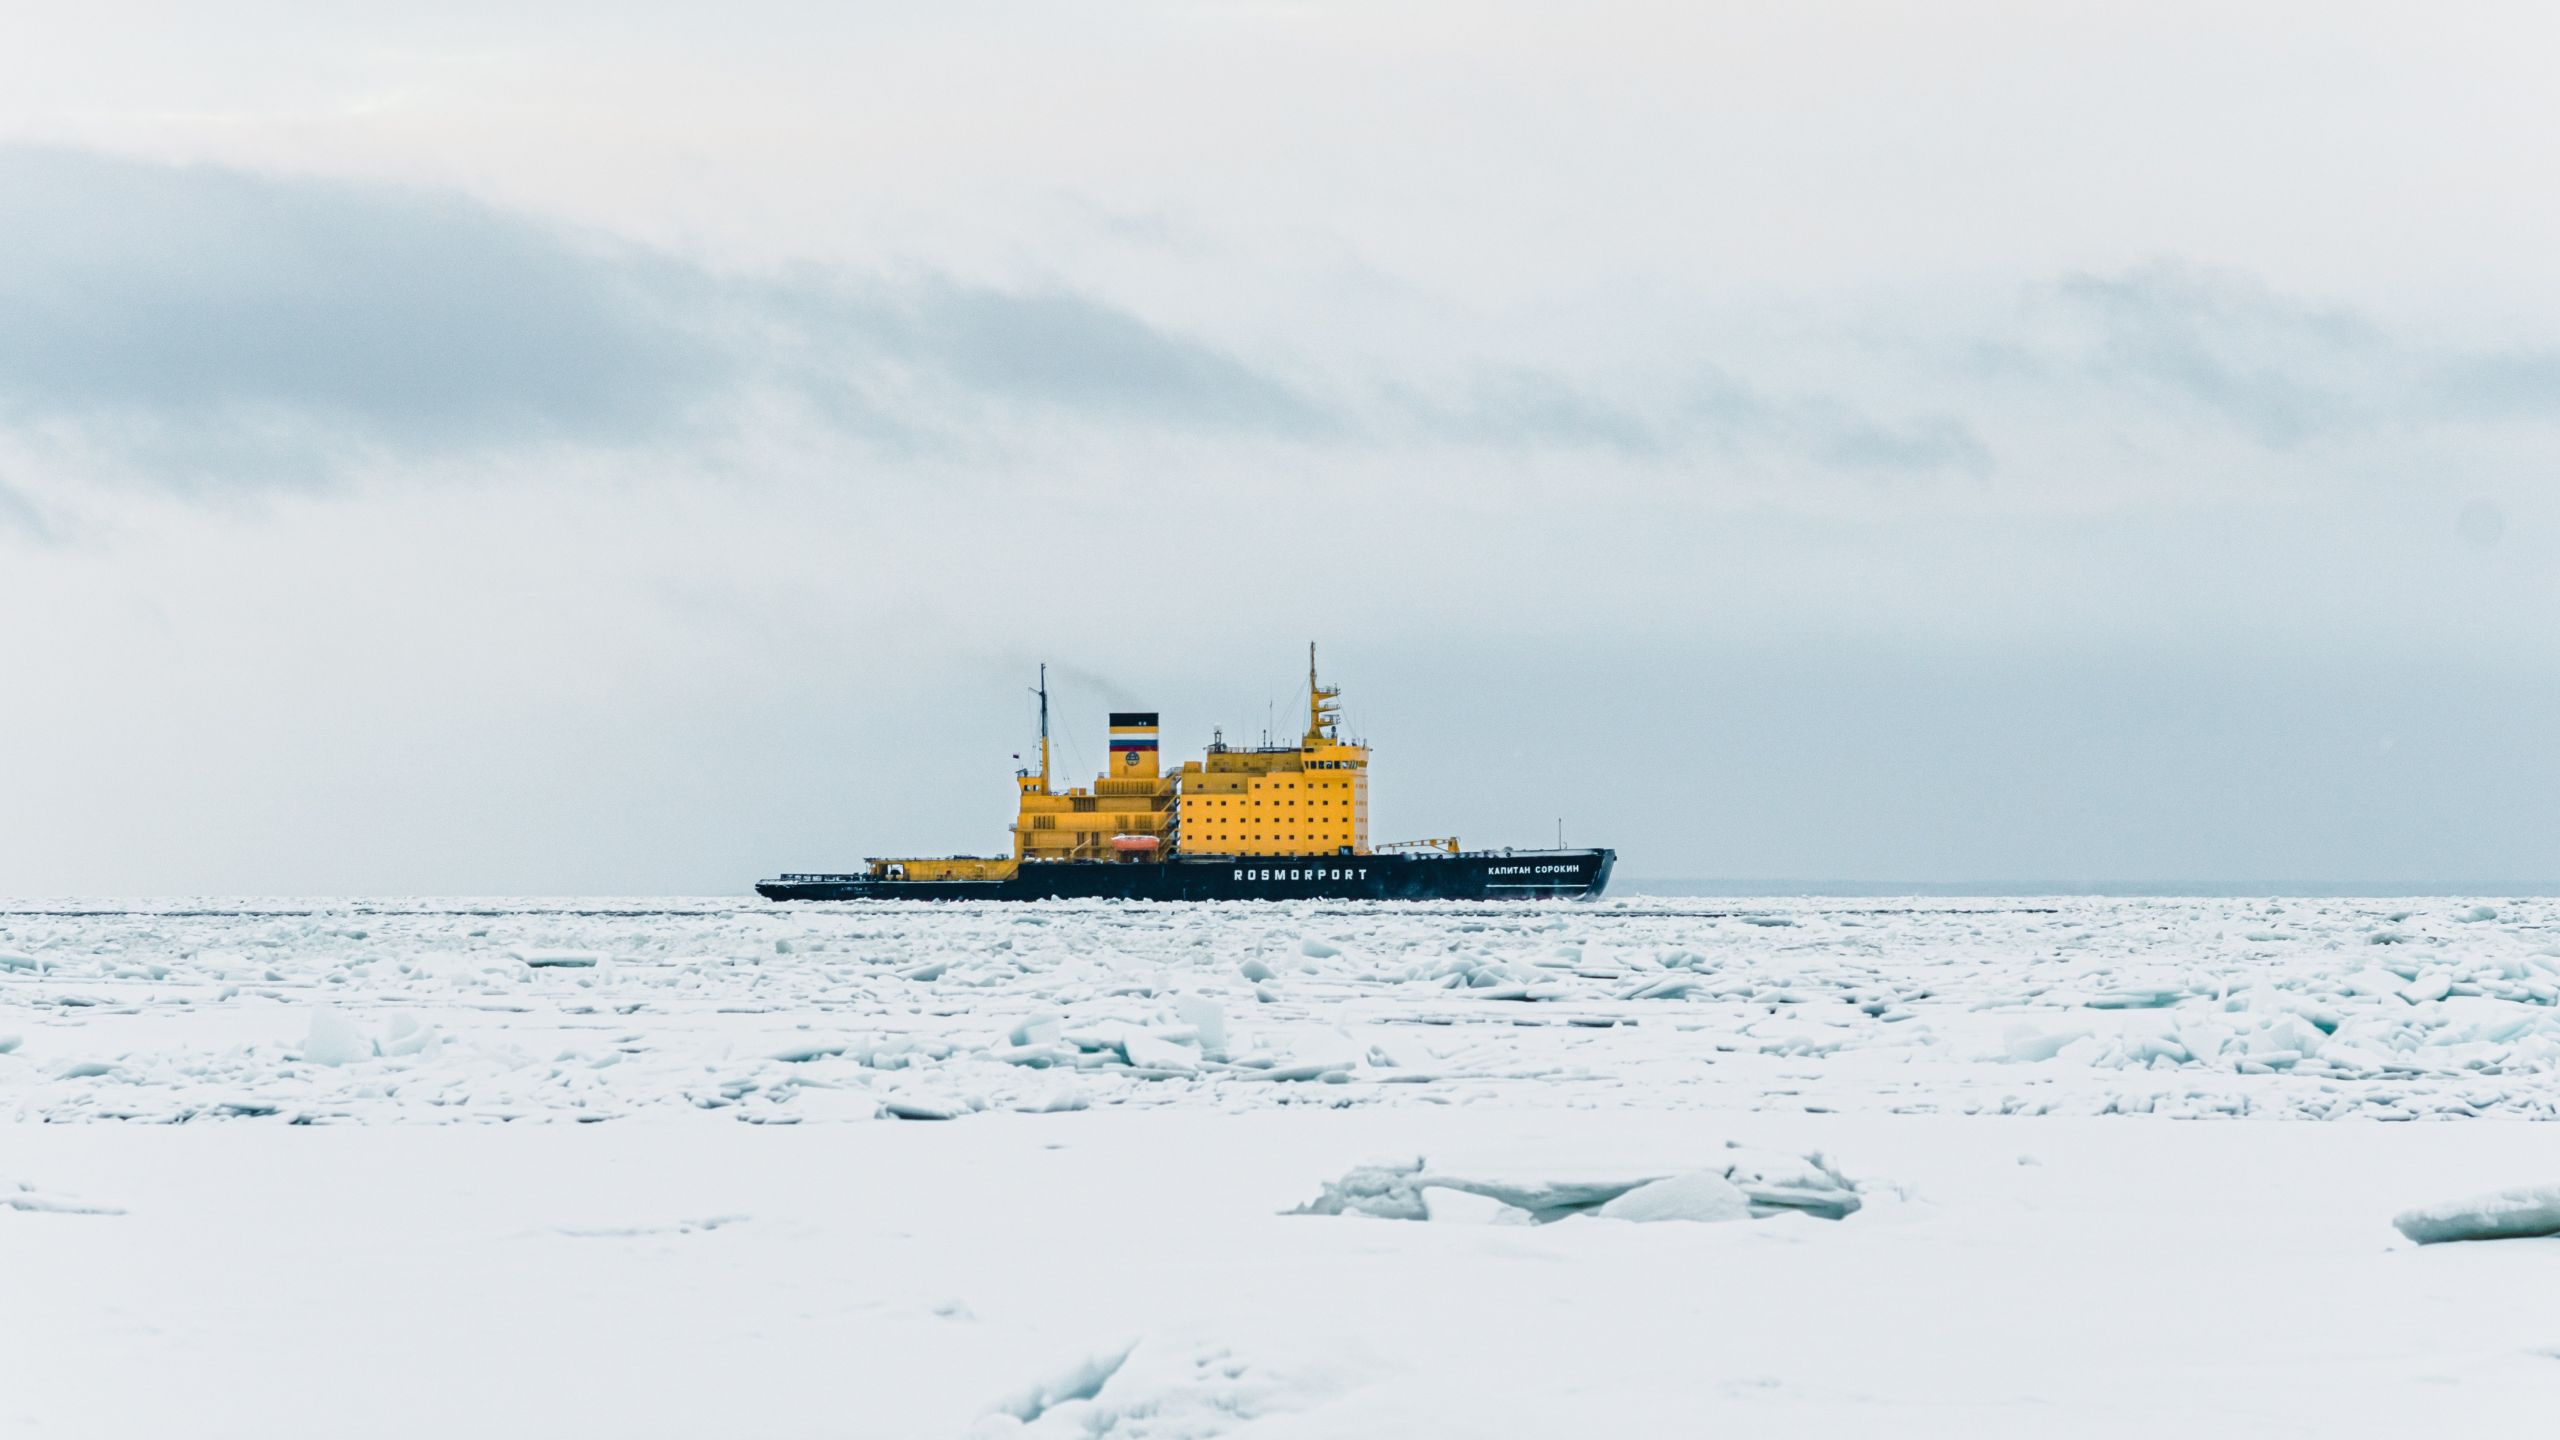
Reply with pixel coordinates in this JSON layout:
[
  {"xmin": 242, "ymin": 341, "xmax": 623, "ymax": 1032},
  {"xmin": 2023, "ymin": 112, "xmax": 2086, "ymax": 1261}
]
[{"xmin": 1108, "ymin": 711, "xmax": 1161, "ymax": 779}]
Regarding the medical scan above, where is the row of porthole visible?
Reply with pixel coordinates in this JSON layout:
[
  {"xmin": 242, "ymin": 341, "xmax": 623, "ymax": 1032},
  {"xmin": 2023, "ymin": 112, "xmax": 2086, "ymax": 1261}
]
[{"xmin": 1190, "ymin": 795, "xmax": 1349, "ymax": 803}]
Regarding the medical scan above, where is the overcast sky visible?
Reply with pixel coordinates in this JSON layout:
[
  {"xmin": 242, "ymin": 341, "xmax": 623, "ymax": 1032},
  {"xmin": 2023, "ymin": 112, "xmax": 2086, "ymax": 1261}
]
[{"xmin": 5, "ymin": 2, "xmax": 2558, "ymax": 893}]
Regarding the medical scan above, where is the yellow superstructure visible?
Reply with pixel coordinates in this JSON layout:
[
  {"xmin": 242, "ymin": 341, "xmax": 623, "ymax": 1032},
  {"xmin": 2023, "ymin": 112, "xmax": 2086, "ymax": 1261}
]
[
  {"xmin": 1171, "ymin": 648, "xmax": 1369, "ymax": 858},
  {"xmin": 862, "ymin": 647, "xmax": 1391, "ymax": 880},
  {"xmin": 1011, "ymin": 705, "xmax": 1177, "ymax": 864}
]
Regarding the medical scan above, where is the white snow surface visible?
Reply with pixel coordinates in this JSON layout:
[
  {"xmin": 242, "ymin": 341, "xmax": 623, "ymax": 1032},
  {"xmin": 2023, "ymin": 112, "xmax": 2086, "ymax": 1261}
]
[{"xmin": 8, "ymin": 895, "xmax": 2560, "ymax": 1436}]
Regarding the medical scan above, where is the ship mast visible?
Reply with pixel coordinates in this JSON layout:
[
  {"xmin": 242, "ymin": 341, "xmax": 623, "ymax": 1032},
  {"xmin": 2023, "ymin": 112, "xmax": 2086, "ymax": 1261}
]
[
  {"xmin": 1032, "ymin": 664, "xmax": 1052, "ymax": 795},
  {"xmin": 1304, "ymin": 641, "xmax": 1341, "ymax": 745}
]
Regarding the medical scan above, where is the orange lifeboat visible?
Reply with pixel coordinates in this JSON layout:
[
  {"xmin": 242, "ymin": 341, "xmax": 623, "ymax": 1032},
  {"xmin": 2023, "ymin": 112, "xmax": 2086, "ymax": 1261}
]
[{"xmin": 1110, "ymin": 834, "xmax": 1161, "ymax": 856}]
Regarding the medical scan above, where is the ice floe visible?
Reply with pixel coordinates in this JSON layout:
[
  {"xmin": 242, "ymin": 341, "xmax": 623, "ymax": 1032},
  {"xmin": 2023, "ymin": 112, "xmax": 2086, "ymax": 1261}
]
[
  {"xmin": 4, "ymin": 1179, "xmax": 125, "ymax": 1215},
  {"xmin": 1594, "ymin": 1171, "xmax": 1753, "ymax": 1223},
  {"xmin": 1290, "ymin": 1146, "xmax": 1861, "ymax": 1224},
  {"xmin": 976, "ymin": 1339, "xmax": 1330, "ymax": 1439},
  {"xmin": 9, "ymin": 895, "xmax": 2560, "ymax": 1124},
  {"xmin": 2393, "ymin": 1184, "xmax": 2560, "ymax": 1245}
]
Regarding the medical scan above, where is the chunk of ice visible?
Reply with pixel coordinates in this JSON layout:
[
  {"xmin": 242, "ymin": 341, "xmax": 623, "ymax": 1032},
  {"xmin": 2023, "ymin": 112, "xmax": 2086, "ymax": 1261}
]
[
  {"xmin": 1294, "ymin": 1149, "xmax": 1860, "ymax": 1224},
  {"xmin": 1122, "ymin": 1032, "xmax": 1200, "ymax": 1072},
  {"xmin": 772, "ymin": 1043, "xmax": 847, "ymax": 1063},
  {"xmin": 1722, "ymin": 1149, "xmax": 1866, "ymax": 1220},
  {"xmin": 1173, "ymin": 995, "xmax": 1227, "ymax": 1058},
  {"xmin": 2340, "ymin": 968, "xmax": 2406, "ymax": 998},
  {"xmin": 379, "ymin": 1014, "xmax": 438, "ymax": 1058},
  {"xmin": 2003, "ymin": 1024, "xmax": 2093, "ymax": 1063},
  {"xmin": 989, "ymin": 1342, "xmax": 1135, "ymax": 1423},
  {"xmin": 2393, "ymin": 1184, "xmax": 2560, "ymax": 1245},
  {"xmin": 2085, "ymin": 986, "xmax": 2190, "ymax": 1010},
  {"xmin": 2245, "ymin": 1013, "xmax": 2326, "ymax": 1061},
  {"xmin": 2397, "ymin": 971, "xmax": 2453, "ymax": 1004},
  {"xmin": 4, "ymin": 1181, "xmax": 126, "ymax": 1216},
  {"xmin": 302, "ymin": 1006, "xmax": 373, "ymax": 1067},
  {"xmin": 1596, "ymin": 1172, "xmax": 1752, "ymax": 1224},
  {"xmin": 1290, "ymin": 1158, "xmax": 1432, "ymax": 1220},
  {"xmin": 882, "ymin": 1096, "xmax": 966, "ymax": 1121},
  {"xmin": 1421, "ymin": 1186, "xmax": 1531, "ymax": 1225}
]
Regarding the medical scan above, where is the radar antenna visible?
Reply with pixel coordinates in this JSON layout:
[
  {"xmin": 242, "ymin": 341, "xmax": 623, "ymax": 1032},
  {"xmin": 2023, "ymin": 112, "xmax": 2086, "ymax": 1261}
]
[{"xmin": 1305, "ymin": 641, "xmax": 1342, "ymax": 744}]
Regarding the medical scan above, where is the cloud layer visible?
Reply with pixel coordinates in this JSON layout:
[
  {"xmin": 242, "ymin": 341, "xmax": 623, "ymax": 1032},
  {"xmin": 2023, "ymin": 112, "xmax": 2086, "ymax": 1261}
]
[
  {"xmin": 0, "ymin": 149, "xmax": 713, "ymax": 456},
  {"xmin": 0, "ymin": 147, "xmax": 1342, "ymax": 499},
  {"xmin": 0, "ymin": 147, "xmax": 2203, "ymax": 513}
]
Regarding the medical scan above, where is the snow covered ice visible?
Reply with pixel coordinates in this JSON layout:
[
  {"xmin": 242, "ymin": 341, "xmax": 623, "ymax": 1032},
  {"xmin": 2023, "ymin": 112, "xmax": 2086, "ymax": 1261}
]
[
  {"xmin": 17, "ymin": 894, "xmax": 2560, "ymax": 1125},
  {"xmin": 2393, "ymin": 1183, "xmax": 2560, "ymax": 1245},
  {"xmin": 1288, "ymin": 1146, "xmax": 1857, "ymax": 1223},
  {"xmin": 9, "ymin": 895, "xmax": 2560, "ymax": 1435}
]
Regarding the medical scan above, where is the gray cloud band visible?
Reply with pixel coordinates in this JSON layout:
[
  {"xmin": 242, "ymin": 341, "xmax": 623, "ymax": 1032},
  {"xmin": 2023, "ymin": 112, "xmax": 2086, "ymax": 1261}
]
[
  {"xmin": 0, "ymin": 147, "xmax": 1324, "ymax": 493},
  {"xmin": 1, "ymin": 146, "xmax": 2553, "ymax": 533}
]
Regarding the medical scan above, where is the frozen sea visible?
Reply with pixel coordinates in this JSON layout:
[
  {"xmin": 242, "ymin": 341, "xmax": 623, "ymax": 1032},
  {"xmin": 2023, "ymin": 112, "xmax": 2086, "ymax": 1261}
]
[{"xmin": 7, "ymin": 895, "xmax": 2560, "ymax": 1436}]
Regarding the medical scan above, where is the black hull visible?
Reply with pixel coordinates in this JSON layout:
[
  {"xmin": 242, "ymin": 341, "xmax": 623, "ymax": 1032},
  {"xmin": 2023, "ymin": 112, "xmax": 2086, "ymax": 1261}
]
[{"xmin": 757, "ymin": 848, "xmax": 1613, "ymax": 902}]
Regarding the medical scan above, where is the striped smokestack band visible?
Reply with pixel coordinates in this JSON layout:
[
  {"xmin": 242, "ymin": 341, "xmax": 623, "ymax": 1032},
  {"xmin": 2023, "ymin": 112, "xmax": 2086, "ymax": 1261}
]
[{"xmin": 1108, "ymin": 713, "xmax": 1159, "ymax": 751}]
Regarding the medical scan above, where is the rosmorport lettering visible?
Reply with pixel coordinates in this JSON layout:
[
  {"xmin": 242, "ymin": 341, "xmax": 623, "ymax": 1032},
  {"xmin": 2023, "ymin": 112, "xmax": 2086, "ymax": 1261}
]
[{"xmin": 1232, "ymin": 867, "xmax": 1372, "ymax": 881}]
